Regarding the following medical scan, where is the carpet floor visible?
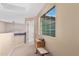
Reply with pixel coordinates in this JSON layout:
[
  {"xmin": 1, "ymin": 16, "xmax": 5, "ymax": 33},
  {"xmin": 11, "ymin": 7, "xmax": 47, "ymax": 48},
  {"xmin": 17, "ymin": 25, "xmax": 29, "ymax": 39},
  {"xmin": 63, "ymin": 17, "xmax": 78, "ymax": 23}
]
[{"xmin": 10, "ymin": 43, "xmax": 39, "ymax": 56}]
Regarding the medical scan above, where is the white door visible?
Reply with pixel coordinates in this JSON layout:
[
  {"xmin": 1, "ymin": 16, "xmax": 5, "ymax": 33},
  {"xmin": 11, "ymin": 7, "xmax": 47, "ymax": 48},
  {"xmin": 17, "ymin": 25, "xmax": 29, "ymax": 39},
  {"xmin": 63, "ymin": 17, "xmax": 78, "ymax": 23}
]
[{"xmin": 26, "ymin": 20, "xmax": 34, "ymax": 44}]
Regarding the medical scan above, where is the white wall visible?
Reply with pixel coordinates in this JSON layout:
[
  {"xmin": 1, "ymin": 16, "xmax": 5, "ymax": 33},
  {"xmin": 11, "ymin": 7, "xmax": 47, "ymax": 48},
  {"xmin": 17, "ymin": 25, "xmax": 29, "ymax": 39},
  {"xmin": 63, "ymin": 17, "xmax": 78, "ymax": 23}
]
[
  {"xmin": 0, "ymin": 21, "xmax": 25, "ymax": 33},
  {"xmin": 37, "ymin": 4, "xmax": 79, "ymax": 56},
  {"xmin": 6, "ymin": 23, "xmax": 14, "ymax": 32},
  {"xmin": 0, "ymin": 21, "xmax": 6, "ymax": 33},
  {"xmin": 14, "ymin": 23, "xmax": 25, "ymax": 32}
]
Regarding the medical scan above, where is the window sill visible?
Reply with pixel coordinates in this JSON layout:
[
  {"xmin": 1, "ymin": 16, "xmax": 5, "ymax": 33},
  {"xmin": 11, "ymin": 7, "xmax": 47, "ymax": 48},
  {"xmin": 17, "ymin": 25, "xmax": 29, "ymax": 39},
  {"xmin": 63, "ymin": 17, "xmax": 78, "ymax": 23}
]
[{"xmin": 42, "ymin": 35, "xmax": 56, "ymax": 40}]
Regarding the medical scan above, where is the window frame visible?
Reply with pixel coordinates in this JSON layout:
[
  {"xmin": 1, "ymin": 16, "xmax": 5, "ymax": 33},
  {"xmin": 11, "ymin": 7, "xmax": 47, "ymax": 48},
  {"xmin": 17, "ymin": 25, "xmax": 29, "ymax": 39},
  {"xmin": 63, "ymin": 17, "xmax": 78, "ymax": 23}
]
[{"xmin": 40, "ymin": 6, "xmax": 56, "ymax": 37}]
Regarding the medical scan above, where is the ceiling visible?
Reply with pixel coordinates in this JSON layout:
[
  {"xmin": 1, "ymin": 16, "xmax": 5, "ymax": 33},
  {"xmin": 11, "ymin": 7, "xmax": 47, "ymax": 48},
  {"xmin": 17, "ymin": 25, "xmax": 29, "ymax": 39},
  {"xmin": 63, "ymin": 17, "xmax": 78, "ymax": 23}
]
[{"xmin": 0, "ymin": 3, "xmax": 45, "ymax": 24}]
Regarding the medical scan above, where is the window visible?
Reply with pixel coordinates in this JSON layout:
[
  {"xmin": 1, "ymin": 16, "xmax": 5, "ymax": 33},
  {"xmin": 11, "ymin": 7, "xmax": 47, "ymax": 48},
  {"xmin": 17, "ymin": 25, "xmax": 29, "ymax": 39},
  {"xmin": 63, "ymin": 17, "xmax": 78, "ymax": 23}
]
[{"xmin": 40, "ymin": 6, "xmax": 56, "ymax": 37}]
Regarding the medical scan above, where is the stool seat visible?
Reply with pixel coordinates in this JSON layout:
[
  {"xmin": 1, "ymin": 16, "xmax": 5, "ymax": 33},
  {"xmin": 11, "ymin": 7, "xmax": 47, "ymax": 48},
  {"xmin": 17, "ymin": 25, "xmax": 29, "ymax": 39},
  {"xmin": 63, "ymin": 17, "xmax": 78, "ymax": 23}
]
[{"xmin": 37, "ymin": 48, "xmax": 48, "ymax": 55}]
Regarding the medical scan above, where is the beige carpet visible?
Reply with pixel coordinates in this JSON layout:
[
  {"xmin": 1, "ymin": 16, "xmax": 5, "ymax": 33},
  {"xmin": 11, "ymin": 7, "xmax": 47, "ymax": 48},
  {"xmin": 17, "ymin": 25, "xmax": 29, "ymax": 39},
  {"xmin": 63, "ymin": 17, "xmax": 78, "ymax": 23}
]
[
  {"xmin": 9, "ymin": 35, "xmax": 39, "ymax": 56},
  {"xmin": 10, "ymin": 43, "xmax": 51, "ymax": 56},
  {"xmin": 10, "ymin": 43, "xmax": 39, "ymax": 56},
  {"xmin": 9, "ymin": 35, "xmax": 51, "ymax": 56}
]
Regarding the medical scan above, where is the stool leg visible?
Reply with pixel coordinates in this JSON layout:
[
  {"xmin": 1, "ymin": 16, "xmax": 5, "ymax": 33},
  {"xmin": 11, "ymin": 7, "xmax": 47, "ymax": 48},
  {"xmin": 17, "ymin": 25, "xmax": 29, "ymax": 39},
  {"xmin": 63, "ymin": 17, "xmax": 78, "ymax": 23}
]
[
  {"xmin": 35, "ymin": 49, "xmax": 38, "ymax": 54},
  {"xmin": 41, "ymin": 54, "xmax": 45, "ymax": 56}
]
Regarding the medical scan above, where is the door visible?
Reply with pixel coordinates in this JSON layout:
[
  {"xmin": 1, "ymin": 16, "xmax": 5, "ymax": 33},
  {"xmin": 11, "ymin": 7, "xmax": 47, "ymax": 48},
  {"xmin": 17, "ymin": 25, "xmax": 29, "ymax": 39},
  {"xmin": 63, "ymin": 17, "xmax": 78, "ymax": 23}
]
[{"xmin": 26, "ymin": 20, "xmax": 34, "ymax": 44}]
